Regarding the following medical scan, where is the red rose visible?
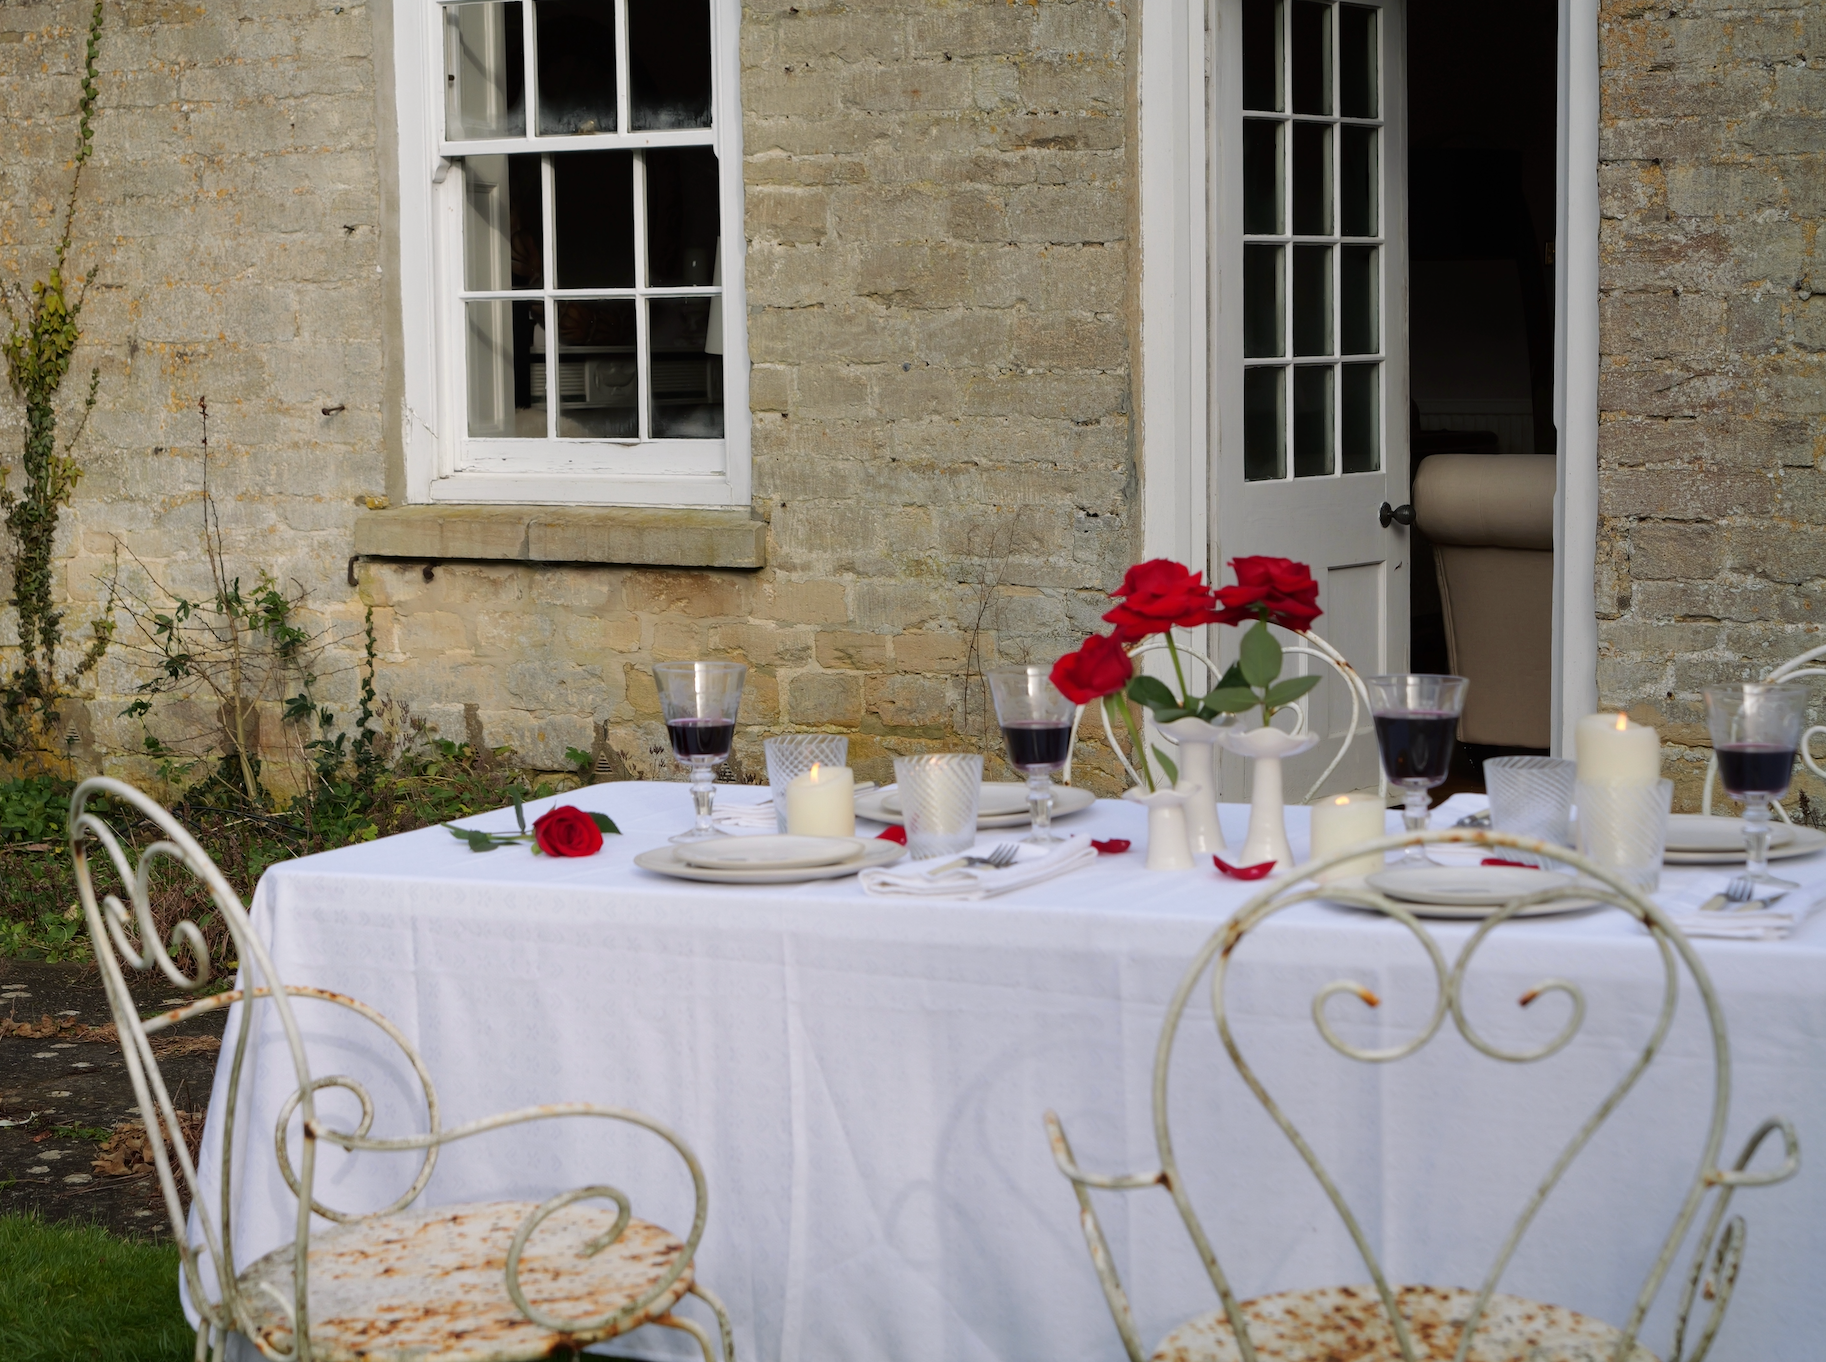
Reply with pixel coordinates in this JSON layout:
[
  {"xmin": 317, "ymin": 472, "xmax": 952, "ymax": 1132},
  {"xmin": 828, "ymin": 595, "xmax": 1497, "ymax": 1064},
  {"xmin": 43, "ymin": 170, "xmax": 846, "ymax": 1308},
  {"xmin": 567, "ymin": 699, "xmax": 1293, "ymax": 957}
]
[
  {"xmin": 1213, "ymin": 556, "xmax": 1323, "ymax": 632},
  {"xmin": 1049, "ymin": 633, "xmax": 1135, "ymax": 704},
  {"xmin": 1102, "ymin": 559, "xmax": 1222, "ymax": 637},
  {"xmin": 532, "ymin": 805, "xmax": 605, "ymax": 857}
]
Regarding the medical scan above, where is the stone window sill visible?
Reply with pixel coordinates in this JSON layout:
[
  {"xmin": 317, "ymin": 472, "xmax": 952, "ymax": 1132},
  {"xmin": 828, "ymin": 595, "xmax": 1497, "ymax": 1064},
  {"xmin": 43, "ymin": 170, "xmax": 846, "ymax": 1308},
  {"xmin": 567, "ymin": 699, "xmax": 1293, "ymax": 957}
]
[{"xmin": 352, "ymin": 505, "xmax": 767, "ymax": 570}]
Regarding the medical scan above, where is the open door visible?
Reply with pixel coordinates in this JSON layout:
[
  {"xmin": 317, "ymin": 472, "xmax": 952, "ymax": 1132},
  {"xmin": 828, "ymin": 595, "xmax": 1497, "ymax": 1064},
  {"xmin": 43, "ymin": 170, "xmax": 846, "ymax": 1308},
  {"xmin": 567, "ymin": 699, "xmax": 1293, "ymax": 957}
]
[{"xmin": 1212, "ymin": 0, "xmax": 1408, "ymax": 799}]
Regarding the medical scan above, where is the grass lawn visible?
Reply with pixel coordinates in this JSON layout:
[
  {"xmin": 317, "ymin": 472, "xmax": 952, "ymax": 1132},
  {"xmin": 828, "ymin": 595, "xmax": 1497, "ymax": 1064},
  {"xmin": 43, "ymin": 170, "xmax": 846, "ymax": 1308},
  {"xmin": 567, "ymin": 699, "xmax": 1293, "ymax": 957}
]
[{"xmin": 0, "ymin": 1214, "xmax": 194, "ymax": 1362}]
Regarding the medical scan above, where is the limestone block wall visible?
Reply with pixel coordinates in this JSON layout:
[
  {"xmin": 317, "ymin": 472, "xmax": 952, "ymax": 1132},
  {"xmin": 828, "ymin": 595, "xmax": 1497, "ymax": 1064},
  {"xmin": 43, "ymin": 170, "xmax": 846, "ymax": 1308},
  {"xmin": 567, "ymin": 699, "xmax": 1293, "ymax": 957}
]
[
  {"xmin": 1, "ymin": 0, "xmax": 1141, "ymax": 790},
  {"xmin": 1594, "ymin": 0, "xmax": 1826, "ymax": 811}
]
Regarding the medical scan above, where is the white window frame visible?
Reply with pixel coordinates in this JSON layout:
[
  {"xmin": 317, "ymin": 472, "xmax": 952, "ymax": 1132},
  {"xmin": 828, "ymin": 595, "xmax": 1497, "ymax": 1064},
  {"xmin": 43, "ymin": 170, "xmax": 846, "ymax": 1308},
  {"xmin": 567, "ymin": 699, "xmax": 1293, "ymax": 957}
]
[{"xmin": 391, "ymin": 0, "xmax": 750, "ymax": 507}]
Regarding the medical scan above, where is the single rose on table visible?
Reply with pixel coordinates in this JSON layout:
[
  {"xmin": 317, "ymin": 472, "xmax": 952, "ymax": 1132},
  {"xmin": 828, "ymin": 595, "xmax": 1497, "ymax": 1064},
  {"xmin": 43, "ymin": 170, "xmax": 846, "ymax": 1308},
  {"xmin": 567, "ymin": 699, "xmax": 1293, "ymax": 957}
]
[{"xmin": 447, "ymin": 791, "xmax": 619, "ymax": 855}]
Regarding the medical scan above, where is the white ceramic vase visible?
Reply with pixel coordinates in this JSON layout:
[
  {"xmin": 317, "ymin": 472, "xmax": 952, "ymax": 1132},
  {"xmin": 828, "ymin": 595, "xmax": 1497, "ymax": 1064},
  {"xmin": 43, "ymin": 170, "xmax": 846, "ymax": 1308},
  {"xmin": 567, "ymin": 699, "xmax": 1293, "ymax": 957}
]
[
  {"xmin": 1157, "ymin": 715, "xmax": 1232, "ymax": 855},
  {"xmin": 1123, "ymin": 787, "xmax": 1195, "ymax": 871},
  {"xmin": 1215, "ymin": 725, "xmax": 1321, "ymax": 871}
]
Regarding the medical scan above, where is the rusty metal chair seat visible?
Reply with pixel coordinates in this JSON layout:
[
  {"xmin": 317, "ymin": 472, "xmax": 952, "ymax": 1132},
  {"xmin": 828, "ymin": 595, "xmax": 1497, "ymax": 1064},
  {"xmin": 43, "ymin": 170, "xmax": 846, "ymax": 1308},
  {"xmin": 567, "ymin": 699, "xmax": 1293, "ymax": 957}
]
[
  {"xmin": 1151, "ymin": 1285, "xmax": 1658, "ymax": 1362},
  {"xmin": 236, "ymin": 1201, "xmax": 693, "ymax": 1362}
]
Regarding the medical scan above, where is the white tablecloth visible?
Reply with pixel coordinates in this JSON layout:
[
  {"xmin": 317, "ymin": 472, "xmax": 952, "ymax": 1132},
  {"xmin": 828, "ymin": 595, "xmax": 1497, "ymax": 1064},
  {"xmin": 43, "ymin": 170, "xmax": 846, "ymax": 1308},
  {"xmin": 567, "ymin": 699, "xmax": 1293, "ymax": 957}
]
[{"xmin": 188, "ymin": 782, "xmax": 1826, "ymax": 1361}]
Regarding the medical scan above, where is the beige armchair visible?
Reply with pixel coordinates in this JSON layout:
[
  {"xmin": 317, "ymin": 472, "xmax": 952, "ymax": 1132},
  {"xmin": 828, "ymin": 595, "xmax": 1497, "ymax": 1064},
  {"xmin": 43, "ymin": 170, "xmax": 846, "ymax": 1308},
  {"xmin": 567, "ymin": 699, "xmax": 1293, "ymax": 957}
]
[{"xmin": 1411, "ymin": 454, "xmax": 1555, "ymax": 749}]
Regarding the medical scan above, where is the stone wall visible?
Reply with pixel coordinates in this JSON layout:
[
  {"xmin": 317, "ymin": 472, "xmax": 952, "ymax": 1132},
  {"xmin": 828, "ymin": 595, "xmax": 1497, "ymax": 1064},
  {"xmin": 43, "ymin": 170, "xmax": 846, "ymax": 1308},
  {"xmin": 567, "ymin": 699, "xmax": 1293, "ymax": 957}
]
[
  {"xmin": 1594, "ymin": 0, "xmax": 1826, "ymax": 811},
  {"xmin": 0, "ymin": 0, "xmax": 1140, "ymax": 791}
]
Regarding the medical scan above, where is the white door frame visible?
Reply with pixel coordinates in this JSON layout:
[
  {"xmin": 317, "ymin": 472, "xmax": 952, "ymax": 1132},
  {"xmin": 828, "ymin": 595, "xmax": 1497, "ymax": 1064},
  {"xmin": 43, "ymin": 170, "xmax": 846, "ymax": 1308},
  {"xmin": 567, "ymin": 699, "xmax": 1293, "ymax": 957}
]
[{"xmin": 1136, "ymin": 0, "xmax": 1601, "ymax": 757}]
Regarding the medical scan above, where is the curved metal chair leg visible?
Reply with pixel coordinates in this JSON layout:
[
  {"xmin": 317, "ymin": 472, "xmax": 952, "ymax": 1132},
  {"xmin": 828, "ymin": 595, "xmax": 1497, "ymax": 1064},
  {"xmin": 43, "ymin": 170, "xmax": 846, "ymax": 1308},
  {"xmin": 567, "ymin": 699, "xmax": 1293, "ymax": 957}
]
[
  {"xmin": 655, "ymin": 1309, "xmax": 718, "ymax": 1362},
  {"xmin": 690, "ymin": 1281, "xmax": 737, "ymax": 1362}
]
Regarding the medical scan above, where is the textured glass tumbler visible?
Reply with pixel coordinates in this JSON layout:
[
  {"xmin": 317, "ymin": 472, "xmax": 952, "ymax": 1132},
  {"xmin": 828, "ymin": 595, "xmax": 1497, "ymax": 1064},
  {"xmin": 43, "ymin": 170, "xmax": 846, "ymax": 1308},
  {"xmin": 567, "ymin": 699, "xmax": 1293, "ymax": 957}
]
[
  {"xmin": 1485, "ymin": 756, "xmax": 1577, "ymax": 867},
  {"xmin": 893, "ymin": 754, "xmax": 984, "ymax": 860},
  {"xmin": 1575, "ymin": 778, "xmax": 1673, "ymax": 892},
  {"xmin": 764, "ymin": 734, "xmax": 849, "ymax": 834}
]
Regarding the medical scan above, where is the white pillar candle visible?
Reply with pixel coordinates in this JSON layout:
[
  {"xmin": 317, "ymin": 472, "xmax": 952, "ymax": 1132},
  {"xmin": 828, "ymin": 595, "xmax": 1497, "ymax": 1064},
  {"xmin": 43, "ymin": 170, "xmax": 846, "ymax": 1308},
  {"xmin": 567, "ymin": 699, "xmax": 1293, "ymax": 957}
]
[
  {"xmin": 1575, "ymin": 712, "xmax": 1661, "ymax": 786},
  {"xmin": 1309, "ymin": 791, "xmax": 1388, "ymax": 883},
  {"xmin": 786, "ymin": 763, "xmax": 855, "ymax": 837}
]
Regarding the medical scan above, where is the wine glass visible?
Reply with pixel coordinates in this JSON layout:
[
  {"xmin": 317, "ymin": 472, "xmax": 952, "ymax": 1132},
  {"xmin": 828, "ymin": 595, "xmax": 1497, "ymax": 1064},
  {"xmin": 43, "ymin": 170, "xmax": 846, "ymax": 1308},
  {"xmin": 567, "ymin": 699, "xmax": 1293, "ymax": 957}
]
[
  {"xmin": 987, "ymin": 667, "xmax": 1076, "ymax": 845},
  {"xmin": 652, "ymin": 661, "xmax": 747, "ymax": 843},
  {"xmin": 1366, "ymin": 674, "xmax": 1468, "ymax": 867},
  {"xmin": 1704, "ymin": 682, "xmax": 1809, "ymax": 889}
]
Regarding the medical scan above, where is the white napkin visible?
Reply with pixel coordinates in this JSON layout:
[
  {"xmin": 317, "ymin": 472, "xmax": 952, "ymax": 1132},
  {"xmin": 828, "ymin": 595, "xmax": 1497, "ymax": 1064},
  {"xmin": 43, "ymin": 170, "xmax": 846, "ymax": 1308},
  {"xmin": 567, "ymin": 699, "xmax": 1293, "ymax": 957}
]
[
  {"xmin": 1656, "ymin": 877, "xmax": 1826, "ymax": 941},
  {"xmin": 859, "ymin": 834, "xmax": 1097, "ymax": 900},
  {"xmin": 711, "ymin": 795, "xmax": 779, "ymax": 833}
]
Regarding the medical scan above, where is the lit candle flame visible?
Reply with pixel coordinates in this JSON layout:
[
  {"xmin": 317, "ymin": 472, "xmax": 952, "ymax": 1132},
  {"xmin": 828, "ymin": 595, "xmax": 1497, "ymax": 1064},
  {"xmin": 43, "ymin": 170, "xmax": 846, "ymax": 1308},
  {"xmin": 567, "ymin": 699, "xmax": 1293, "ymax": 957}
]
[
  {"xmin": 809, "ymin": 763, "xmax": 821, "ymax": 782},
  {"xmin": 1333, "ymin": 795, "xmax": 1350, "ymax": 806},
  {"xmin": 1614, "ymin": 713, "xmax": 1629, "ymax": 731}
]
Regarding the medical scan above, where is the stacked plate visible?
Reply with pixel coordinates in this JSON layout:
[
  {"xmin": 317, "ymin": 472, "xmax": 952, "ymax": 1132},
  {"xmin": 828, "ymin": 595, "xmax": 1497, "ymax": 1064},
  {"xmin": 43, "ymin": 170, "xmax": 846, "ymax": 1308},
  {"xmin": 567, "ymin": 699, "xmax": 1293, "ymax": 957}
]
[
  {"xmin": 1346, "ymin": 865, "xmax": 1599, "ymax": 920},
  {"xmin": 634, "ymin": 834, "xmax": 905, "ymax": 884},
  {"xmin": 1662, "ymin": 814, "xmax": 1826, "ymax": 864},
  {"xmin": 855, "ymin": 781, "xmax": 1097, "ymax": 829}
]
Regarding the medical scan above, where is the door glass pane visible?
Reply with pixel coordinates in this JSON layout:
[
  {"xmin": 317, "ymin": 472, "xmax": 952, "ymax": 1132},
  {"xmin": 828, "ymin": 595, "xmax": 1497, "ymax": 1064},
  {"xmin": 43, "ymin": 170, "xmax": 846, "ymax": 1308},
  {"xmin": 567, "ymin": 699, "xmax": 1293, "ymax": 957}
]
[
  {"xmin": 463, "ymin": 154, "xmax": 542, "ymax": 291},
  {"xmin": 1292, "ymin": 122, "xmax": 1331, "ymax": 235},
  {"xmin": 1293, "ymin": 244, "xmax": 1331, "ymax": 355},
  {"xmin": 1243, "ymin": 120, "xmax": 1283, "ymax": 235},
  {"xmin": 536, "ymin": 1, "xmax": 619, "ymax": 135},
  {"xmin": 1342, "ymin": 362, "xmax": 1379, "ymax": 472},
  {"xmin": 554, "ymin": 299, "xmax": 638, "ymax": 437},
  {"xmin": 1244, "ymin": 366, "xmax": 1285, "ymax": 481},
  {"xmin": 1242, "ymin": 0, "xmax": 1284, "ymax": 113},
  {"xmin": 646, "ymin": 148, "xmax": 722, "ymax": 286},
  {"xmin": 630, "ymin": 0, "xmax": 713, "ymax": 129},
  {"xmin": 554, "ymin": 150, "xmax": 635, "ymax": 287},
  {"xmin": 1244, "ymin": 244, "xmax": 1285, "ymax": 358},
  {"xmin": 1341, "ymin": 245, "xmax": 1378, "ymax": 354},
  {"xmin": 1339, "ymin": 4, "xmax": 1378, "ymax": 118},
  {"xmin": 445, "ymin": 2, "xmax": 526, "ymax": 140},
  {"xmin": 1291, "ymin": 1, "xmax": 1331, "ymax": 116},
  {"xmin": 1293, "ymin": 365, "xmax": 1334, "ymax": 477},
  {"xmin": 468, "ymin": 299, "xmax": 547, "ymax": 437},
  {"xmin": 1340, "ymin": 125, "xmax": 1377, "ymax": 236},
  {"xmin": 649, "ymin": 298, "xmax": 724, "ymax": 437}
]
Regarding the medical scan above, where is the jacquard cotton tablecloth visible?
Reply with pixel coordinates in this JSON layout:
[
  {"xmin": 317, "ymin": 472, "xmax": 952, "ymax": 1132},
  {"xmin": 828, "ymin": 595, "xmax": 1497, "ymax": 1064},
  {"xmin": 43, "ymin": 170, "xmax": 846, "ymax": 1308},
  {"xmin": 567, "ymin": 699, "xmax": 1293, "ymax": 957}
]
[{"xmin": 188, "ymin": 781, "xmax": 1826, "ymax": 1361}]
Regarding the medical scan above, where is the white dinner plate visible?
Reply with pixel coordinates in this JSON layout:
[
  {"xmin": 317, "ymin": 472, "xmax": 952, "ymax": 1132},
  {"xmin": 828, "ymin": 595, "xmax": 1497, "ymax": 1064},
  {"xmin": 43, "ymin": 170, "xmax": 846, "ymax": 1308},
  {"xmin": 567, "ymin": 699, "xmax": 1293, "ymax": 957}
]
[
  {"xmin": 634, "ymin": 837, "xmax": 905, "ymax": 884},
  {"xmin": 857, "ymin": 781, "xmax": 1096, "ymax": 829},
  {"xmin": 1663, "ymin": 814, "xmax": 1796, "ymax": 854},
  {"xmin": 678, "ymin": 834, "xmax": 861, "ymax": 871},
  {"xmin": 1348, "ymin": 865, "xmax": 1598, "ymax": 918},
  {"xmin": 1661, "ymin": 818, "xmax": 1826, "ymax": 863}
]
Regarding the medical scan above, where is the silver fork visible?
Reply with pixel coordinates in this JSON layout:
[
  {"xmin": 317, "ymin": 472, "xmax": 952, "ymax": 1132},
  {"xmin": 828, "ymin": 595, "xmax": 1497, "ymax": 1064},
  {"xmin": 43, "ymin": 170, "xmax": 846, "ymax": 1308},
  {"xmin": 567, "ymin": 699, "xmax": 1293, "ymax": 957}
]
[
  {"xmin": 1702, "ymin": 876, "xmax": 1789, "ymax": 911},
  {"xmin": 931, "ymin": 843, "xmax": 1020, "ymax": 875}
]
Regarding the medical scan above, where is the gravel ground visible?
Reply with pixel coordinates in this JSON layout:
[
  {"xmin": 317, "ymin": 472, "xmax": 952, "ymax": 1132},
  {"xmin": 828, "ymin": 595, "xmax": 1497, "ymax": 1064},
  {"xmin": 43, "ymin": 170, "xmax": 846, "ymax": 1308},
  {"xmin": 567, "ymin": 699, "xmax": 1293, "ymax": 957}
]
[{"xmin": 1, "ymin": 959, "xmax": 226, "ymax": 1240}]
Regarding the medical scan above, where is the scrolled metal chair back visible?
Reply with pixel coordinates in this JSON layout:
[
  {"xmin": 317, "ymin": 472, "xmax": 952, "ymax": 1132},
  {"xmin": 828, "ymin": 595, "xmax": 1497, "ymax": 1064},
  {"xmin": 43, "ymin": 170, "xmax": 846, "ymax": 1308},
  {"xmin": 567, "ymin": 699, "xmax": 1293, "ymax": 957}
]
[{"xmin": 1046, "ymin": 827, "xmax": 1797, "ymax": 1362}]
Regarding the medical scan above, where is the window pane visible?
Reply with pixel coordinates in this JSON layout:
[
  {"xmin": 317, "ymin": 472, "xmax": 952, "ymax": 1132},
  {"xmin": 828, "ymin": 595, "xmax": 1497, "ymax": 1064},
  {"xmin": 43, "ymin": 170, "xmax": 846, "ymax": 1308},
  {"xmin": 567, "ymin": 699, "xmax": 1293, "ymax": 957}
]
[
  {"xmin": 1292, "ymin": 122, "xmax": 1331, "ymax": 235},
  {"xmin": 630, "ymin": 0, "xmax": 713, "ymax": 129},
  {"xmin": 645, "ymin": 147, "xmax": 722, "ymax": 287},
  {"xmin": 537, "ymin": 1, "xmax": 618, "ymax": 135},
  {"xmin": 1341, "ymin": 244, "xmax": 1378, "ymax": 354},
  {"xmin": 1242, "ymin": 0, "xmax": 1283, "ymax": 112},
  {"xmin": 553, "ymin": 299, "xmax": 638, "ymax": 437},
  {"xmin": 554, "ymin": 150, "xmax": 635, "ymax": 288},
  {"xmin": 467, "ymin": 299, "xmax": 547, "ymax": 437},
  {"xmin": 446, "ymin": 2, "xmax": 526, "ymax": 140},
  {"xmin": 1244, "ymin": 367, "xmax": 1285, "ymax": 481},
  {"xmin": 1243, "ymin": 120, "xmax": 1283, "ymax": 235},
  {"xmin": 1340, "ymin": 124, "xmax": 1377, "ymax": 236},
  {"xmin": 464, "ymin": 154, "xmax": 542, "ymax": 291},
  {"xmin": 1342, "ymin": 362, "xmax": 1379, "ymax": 472},
  {"xmin": 1339, "ymin": 4, "xmax": 1377, "ymax": 118},
  {"xmin": 1291, "ymin": 1, "xmax": 1331, "ymax": 116},
  {"xmin": 1293, "ymin": 365, "xmax": 1334, "ymax": 477},
  {"xmin": 1292, "ymin": 244, "xmax": 1331, "ymax": 355},
  {"xmin": 649, "ymin": 298, "xmax": 724, "ymax": 438},
  {"xmin": 1244, "ymin": 244, "xmax": 1285, "ymax": 358}
]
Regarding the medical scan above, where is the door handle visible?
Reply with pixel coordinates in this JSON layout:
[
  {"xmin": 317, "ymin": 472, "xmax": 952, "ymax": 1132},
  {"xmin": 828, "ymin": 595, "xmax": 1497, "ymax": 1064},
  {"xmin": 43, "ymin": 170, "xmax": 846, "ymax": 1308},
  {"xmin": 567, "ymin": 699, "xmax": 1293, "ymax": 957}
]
[{"xmin": 1379, "ymin": 502, "xmax": 1414, "ymax": 529}]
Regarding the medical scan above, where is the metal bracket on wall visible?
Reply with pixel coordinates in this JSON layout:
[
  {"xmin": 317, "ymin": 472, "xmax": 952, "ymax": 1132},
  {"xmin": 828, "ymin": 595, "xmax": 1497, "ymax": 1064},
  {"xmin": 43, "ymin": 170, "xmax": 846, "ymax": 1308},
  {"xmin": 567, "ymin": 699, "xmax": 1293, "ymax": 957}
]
[{"xmin": 347, "ymin": 556, "xmax": 361, "ymax": 588}]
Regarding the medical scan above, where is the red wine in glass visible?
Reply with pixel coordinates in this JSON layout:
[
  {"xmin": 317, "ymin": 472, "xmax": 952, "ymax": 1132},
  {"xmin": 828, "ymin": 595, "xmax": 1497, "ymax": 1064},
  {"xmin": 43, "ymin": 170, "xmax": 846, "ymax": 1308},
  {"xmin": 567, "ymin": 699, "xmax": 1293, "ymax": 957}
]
[
  {"xmin": 668, "ymin": 718, "xmax": 735, "ymax": 762},
  {"xmin": 1372, "ymin": 711, "xmax": 1457, "ymax": 784},
  {"xmin": 1002, "ymin": 720, "xmax": 1073, "ymax": 771},
  {"xmin": 1716, "ymin": 743, "xmax": 1796, "ymax": 797}
]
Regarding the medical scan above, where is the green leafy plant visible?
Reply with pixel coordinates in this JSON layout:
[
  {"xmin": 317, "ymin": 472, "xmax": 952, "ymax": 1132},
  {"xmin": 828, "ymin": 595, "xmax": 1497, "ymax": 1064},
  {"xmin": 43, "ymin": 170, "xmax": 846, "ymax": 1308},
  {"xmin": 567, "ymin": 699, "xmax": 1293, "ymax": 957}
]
[{"xmin": 0, "ymin": 774, "xmax": 67, "ymax": 843}]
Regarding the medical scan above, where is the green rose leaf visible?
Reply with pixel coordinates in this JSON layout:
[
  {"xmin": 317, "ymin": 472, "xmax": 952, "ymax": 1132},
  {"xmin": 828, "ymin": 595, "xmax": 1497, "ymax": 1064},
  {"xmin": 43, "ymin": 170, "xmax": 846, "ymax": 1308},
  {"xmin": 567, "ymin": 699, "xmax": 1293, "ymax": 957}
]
[
  {"xmin": 1151, "ymin": 746, "xmax": 1180, "ymax": 787},
  {"xmin": 1238, "ymin": 621, "xmax": 1282, "ymax": 689},
  {"xmin": 1205, "ymin": 687, "xmax": 1262, "ymax": 713},
  {"xmin": 1262, "ymin": 674, "xmax": 1323, "ymax": 709},
  {"xmin": 588, "ymin": 812, "xmax": 621, "ymax": 835},
  {"xmin": 1211, "ymin": 661, "xmax": 1249, "ymax": 694},
  {"xmin": 1125, "ymin": 674, "xmax": 1179, "ymax": 713}
]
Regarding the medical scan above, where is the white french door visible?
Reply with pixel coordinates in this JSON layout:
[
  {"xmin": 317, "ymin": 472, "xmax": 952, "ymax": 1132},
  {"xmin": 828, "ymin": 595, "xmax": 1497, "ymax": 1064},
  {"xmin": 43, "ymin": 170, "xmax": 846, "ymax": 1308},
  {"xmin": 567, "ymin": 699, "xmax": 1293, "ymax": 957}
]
[{"xmin": 1211, "ymin": 0, "xmax": 1408, "ymax": 799}]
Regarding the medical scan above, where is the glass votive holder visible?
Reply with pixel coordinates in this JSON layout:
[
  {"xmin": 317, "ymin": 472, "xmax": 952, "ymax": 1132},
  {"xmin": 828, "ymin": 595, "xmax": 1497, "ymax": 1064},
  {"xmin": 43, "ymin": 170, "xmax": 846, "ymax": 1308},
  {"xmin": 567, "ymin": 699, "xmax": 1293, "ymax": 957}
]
[
  {"xmin": 1486, "ymin": 755, "xmax": 1578, "ymax": 868},
  {"xmin": 765, "ymin": 734, "xmax": 849, "ymax": 834},
  {"xmin": 1574, "ymin": 778, "xmax": 1673, "ymax": 892},
  {"xmin": 893, "ymin": 754, "xmax": 984, "ymax": 860}
]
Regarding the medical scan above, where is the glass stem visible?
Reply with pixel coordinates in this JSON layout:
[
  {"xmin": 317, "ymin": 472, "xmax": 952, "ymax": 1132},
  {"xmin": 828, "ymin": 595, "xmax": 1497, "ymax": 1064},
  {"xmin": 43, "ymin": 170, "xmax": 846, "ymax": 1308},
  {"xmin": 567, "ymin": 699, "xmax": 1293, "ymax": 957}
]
[
  {"xmin": 1027, "ymin": 771, "xmax": 1056, "ymax": 843},
  {"xmin": 1401, "ymin": 783, "xmax": 1432, "ymax": 865},
  {"xmin": 1743, "ymin": 793, "xmax": 1772, "ymax": 881},
  {"xmin": 691, "ymin": 765, "xmax": 717, "ymax": 837}
]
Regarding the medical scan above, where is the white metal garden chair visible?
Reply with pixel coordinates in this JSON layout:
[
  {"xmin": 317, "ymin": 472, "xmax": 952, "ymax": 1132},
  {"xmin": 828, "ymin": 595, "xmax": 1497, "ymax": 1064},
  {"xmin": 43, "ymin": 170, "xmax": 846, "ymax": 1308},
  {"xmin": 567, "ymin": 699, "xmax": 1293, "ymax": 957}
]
[
  {"xmin": 1045, "ymin": 826, "xmax": 1798, "ymax": 1362},
  {"xmin": 1699, "ymin": 643, "xmax": 1826, "ymax": 823},
  {"xmin": 69, "ymin": 776, "xmax": 734, "ymax": 1362}
]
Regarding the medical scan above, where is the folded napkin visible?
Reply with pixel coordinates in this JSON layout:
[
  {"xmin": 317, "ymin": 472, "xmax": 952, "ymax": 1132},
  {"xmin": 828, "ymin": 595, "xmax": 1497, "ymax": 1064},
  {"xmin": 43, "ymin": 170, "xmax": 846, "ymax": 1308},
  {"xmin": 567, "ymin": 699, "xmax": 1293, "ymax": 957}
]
[
  {"xmin": 1656, "ymin": 878, "xmax": 1826, "ymax": 941},
  {"xmin": 859, "ymin": 834, "xmax": 1096, "ymax": 900},
  {"xmin": 712, "ymin": 796, "xmax": 779, "ymax": 833}
]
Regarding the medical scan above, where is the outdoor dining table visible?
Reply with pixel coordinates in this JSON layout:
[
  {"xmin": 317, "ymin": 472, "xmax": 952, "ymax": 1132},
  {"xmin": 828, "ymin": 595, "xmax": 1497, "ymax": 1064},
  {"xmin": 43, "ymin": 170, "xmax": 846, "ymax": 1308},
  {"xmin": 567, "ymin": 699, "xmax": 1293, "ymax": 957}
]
[{"xmin": 187, "ymin": 780, "xmax": 1826, "ymax": 1362}]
